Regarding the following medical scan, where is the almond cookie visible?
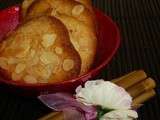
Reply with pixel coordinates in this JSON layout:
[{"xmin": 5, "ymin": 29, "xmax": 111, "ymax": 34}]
[
  {"xmin": 24, "ymin": 0, "xmax": 97, "ymax": 74},
  {"xmin": 0, "ymin": 16, "xmax": 81, "ymax": 84}
]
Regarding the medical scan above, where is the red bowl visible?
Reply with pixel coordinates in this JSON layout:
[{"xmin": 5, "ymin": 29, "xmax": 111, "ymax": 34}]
[{"xmin": 0, "ymin": 6, "xmax": 120, "ymax": 96}]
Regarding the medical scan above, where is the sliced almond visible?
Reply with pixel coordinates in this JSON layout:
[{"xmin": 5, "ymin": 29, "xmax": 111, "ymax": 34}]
[
  {"xmin": 39, "ymin": 67, "xmax": 50, "ymax": 79},
  {"xmin": 53, "ymin": 65, "xmax": 61, "ymax": 74},
  {"xmin": 12, "ymin": 72, "xmax": 22, "ymax": 81},
  {"xmin": 40, "ymin": 51, "xmax": 59, "ymax": 65},
  {"xmin": 30, "ymin": 55, "xmax": 39, "ymax": 66},
  {"xmin": 15, "ymin": 63, "xmax": 26, "ymax": 74},
  {"xmin": 16, "ymin": 42, "xmax": 31, "ymax": 58},
  {"xmin": 51, "ymin": 8, "xmax": 58, "ymax": 16},
  {"xmin": 30, "ymin": 49, "xmax": 36, "ymax": 58},
  {"xmin": 42, "ymin": 33, "xmax": 57, "ymax": 48},
  {"xmin": 21, "ymin": 40, "xmax": 31, "ymax": 49},
  {"xmin": 0, "ymin": 57, "xmax": 8, "ymax": 70},
  {"xmin": 72, "ymin": 5, "xmax": 84, "ymax": 16},
  {"xmin": 32, "ymin": 65, "xmax": 51, "ymax": 80},
  {"xmin": 55, "ymin": 47, "xmax": 63, "ymax": 55},
  {"xmin": 8, "ymin": 57, "xmax": 19, "ymax": 64},
  {"xmin": 63, "ymin": 59, "xmax": 74, "ymax": 71},
  {"xmin": 23, "ymin": 75, "xmax": 37, "ymax": 84}
]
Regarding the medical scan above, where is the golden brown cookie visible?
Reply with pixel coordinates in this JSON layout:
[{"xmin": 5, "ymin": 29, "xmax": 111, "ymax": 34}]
[
  {"xmin": 0, "ymin": 16, "xmax": 81, "ymax": 84},
  {"xmin": 24, "ymin": 0, "xmax": 97, "ymax": 74}
]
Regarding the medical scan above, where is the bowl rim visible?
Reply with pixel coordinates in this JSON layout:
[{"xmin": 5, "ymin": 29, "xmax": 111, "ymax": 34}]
[{"xmin": 0, "ymin": 9, "xmax": 120, "ymax": 88}]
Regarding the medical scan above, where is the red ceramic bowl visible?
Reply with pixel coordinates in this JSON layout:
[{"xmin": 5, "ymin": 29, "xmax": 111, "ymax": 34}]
[{"xmin": 0, "ymin": 6, "xmax": 120, "ymax": 96}]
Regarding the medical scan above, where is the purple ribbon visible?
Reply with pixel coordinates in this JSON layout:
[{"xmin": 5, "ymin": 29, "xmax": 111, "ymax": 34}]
[{"xmin": 38, "ymin": 93, "xmax": 97, "ymax": 120}]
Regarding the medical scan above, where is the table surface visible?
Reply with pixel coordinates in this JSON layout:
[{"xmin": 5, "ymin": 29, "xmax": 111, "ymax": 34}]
[{"xmin": 0, "ymin": 0, "xmax": 160, "ymax": 120}]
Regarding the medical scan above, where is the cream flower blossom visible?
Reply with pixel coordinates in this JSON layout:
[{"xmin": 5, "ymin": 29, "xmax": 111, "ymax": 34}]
[
  {"xmin": 100, "ymin": 109, "xmax": 138, "ymax": 120},
  {"xmin": 76, "ymin": 80, "xmax": 132, "ymax": 110}
]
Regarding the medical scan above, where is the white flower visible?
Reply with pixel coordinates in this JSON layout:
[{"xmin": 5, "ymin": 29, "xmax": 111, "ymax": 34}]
[
  {"xmin": 76, "ymin": 80, "xmax": 132, "ymax": 110},
  {"xmin": 100, "ymin": 109, "xmax": 138, "ymax": 120}
]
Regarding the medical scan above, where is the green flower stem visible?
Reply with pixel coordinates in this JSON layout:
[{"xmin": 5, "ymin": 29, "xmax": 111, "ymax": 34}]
[{"xmin": 96, "ymin": 106, "xmax": 114, "ymax": 119}]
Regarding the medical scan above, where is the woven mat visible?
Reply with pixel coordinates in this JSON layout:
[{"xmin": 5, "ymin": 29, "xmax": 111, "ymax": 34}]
[{"xmin": 0, "ymin": 0, "xmax": 160, "ymax": 119}]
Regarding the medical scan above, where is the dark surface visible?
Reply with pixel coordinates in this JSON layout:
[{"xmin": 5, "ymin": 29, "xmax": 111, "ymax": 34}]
[{"xmin": 0, "ymin": 0, "xmax": 160, "ymax": 120}]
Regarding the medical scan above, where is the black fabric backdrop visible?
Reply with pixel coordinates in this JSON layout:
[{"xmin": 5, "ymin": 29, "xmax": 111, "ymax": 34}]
[{"xmin": 0, "ymin": 0, "xmax": 160, "ymax": 120}]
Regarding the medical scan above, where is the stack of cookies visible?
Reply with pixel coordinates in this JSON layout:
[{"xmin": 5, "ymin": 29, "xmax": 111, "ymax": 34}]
[{"xmin": 0, "ymin": 0, "xmax": 97, "ymax": 84}]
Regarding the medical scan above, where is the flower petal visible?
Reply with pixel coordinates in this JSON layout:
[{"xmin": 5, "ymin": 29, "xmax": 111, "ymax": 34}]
[
  {"xmin": 76, "ymin": 80, "xmax": 132, "ymax": 110},
  {"xmin": 101, "ymin": 110, "xmax": 138, "ymax": 120},
  {"xmin": 63, "ymin": 107, "xmax": 85, "ymax": 120},
  {"xmin": 84, "ymin": 80, "xmax": 105, "ymax": 88},
  {"xmin": 38, "ymin": 93, "xmax": 97, "ymax": 120},
  {"xmin": 38, "ymin": 93, "xmax": 75, "ymax": 111}
]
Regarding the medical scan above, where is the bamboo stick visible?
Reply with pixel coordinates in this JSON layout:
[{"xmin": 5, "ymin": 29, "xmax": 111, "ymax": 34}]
[
  {"xmin": 38, "ymin": 112, "xmax": 63, "ymax": 120},
  {"xmin": 112, "ymin": 71, "xmax": 137, "ymax": 83},
  {"xmin": 132, "ymin": 89, "xmax": 156, "ymax": 106},
  {"xmin": 127, "ymin": 78, "xmax": 156, "ymax": 98},
  {"xmin": 112, "ymin": 70, "xmax": 147, "ymax": 89}
]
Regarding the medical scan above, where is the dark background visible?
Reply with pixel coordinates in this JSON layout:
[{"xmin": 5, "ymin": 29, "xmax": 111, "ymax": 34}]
[{"xmin": 0, "ymin": 0, "xmax": 160, "ymax": 119}]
